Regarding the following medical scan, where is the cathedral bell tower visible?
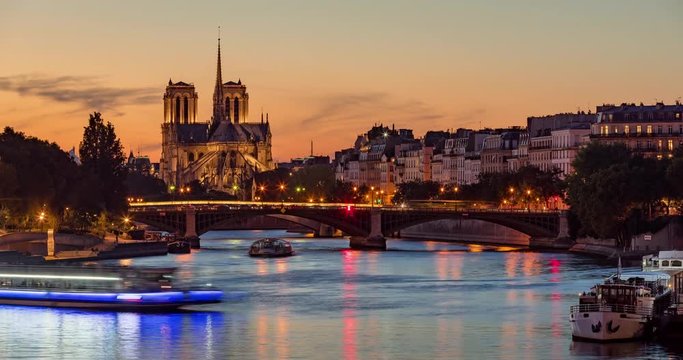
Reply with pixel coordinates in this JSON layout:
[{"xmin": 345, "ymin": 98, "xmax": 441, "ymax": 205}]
[{"xmin": 163, "ymin": 80, "xmax": 198, "ymax": 124}]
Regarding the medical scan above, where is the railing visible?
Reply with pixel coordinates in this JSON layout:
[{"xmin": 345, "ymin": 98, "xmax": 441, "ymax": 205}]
[
  {"xmin": 569, "ymin": 304, "xmax": 652, "ymax": 317},
  {"xmin": 128, "ymin": 201, "xmax": 563, "ymax": 215}
]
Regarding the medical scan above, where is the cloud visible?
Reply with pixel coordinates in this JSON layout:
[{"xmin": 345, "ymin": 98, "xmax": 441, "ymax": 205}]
[
  {"xmin": 286, "ymin": 91, "xmax": 487, "ymax": 139},
  {"xmin": 293, "ymin": 91, "xmax": 448, "ymax": 134},
  {"xmin": 0, "ymin": 73, "xmax": 158, "ymax": 116}
]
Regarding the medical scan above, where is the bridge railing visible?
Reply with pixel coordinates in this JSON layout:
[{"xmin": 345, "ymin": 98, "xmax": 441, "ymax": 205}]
[{"xmin": 129, "ymin": 201, "xmax": 562, "ymax": 215}]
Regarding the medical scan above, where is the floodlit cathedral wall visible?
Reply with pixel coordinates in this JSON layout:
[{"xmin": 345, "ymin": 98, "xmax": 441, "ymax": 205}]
[{"xmin": 159, "ymin": 38, "xmax": 274, "ymax": 198}]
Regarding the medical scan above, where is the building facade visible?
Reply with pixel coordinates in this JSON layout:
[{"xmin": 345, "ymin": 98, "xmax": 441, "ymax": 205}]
[
  {"xmin": 592, "ymin": 103, "xmax": 683, "ymax": 159},
  {"xmin": 159, "ymin": 38, "xmax": 275, "ymax": 197}
]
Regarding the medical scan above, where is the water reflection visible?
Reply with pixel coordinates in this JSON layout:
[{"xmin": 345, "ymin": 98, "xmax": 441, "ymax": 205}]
[
  {"xmin": 0, "ymin": 306, "xmax": 224, "ymax": 359},
  {"xmin": 569, "ymin": 340, "xmax": 644, "ymax": 357},
  {"xmin": 435, "ymin": 252, "xmax": 463, "ymax": 280},
  {"xmin": 2, "ymin": 231, "xmax": 679, "ymax": 359},
  {"xmin": 342, "ymin": 249, "xmax": 358, "ymax": 360}
]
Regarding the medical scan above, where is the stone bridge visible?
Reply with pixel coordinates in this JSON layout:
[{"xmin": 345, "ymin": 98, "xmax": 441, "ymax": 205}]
[{"xmin": 128, "ymin": 201, "xmax": 569, "ymax": 250}]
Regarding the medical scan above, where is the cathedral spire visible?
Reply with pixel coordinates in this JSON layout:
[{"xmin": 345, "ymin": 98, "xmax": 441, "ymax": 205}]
[{"xmin": 212, "ymin": 27, "xmax": 226, "ymax": 124}]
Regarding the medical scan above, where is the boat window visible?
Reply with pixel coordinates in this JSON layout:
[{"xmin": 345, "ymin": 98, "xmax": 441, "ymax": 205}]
[
  {"xmin": 673, "ymin": 260, "xmax": 682, "ymax": 267},
  {"xmin": 662, "ymin": 260, "xmax": 670, "ymax": 267}
]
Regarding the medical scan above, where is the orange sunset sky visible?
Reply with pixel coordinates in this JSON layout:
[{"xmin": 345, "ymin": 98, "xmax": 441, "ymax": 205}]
[{"xmin": 1, "ymin": 1, "xmax": 682, "ymax": 162}]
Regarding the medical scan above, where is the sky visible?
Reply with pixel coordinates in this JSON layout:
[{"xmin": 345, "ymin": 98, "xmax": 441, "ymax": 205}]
[{"xmin": 1, "ymin": 0, "xmax": 682, "ymax": 162}]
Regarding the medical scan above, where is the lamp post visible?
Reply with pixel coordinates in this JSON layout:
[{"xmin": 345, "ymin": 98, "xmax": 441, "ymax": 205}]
[{"xmin": 509, "ymin": 187, "xmax": 515, "ymax": 209}]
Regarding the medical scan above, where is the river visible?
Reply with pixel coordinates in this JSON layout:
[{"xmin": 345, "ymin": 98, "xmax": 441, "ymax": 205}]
[{"xmin": 0, "ymin": 230, "xmax": 680, "ymax": 359}]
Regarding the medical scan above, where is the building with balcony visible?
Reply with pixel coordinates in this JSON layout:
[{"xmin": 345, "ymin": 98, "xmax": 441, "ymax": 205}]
[{"xmin": 591, "ymin": 102, "xmax": 683, "ymax": 159}]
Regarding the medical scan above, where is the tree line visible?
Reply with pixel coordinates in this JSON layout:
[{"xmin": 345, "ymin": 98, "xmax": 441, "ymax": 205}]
[
  {"xmin": 565, "ymin": 142, "xmax": 683, "ymax": 247},
  {"xmin": 0, "ymin": 112, "xmax": 128, "ymax": 233}
]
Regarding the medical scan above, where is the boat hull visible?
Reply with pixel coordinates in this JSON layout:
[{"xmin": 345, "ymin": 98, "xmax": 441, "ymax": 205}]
[
  {"xmin": 570, "ymin": 311, "xmax": 648, "ymax": 342},
  {"xmin": 0, "ymin": 289, "xmax": 222, "ymax": 311},
  {"xmin": 248, "ymin": 251, "xmax": 294, "ymax": 258},
  {"xmin": 168, "ymin": 241, "xmax": 191, "ymax": 254}
]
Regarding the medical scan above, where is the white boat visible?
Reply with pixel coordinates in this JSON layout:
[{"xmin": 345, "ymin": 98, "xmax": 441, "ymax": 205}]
[
  {"xmin": 642, "ymin": 251, "xmax": 683, "ymax": 322},
  {"xmin": 642, "ymin": 251, "xmax": 683, "ymax": 274},
  {"xmin": 570, "ymin": 271, "xmax": 671, "ymax": 342},
  {"xmin": 248, "ymin": 238, "xmax": 294, "ymax": 257}
]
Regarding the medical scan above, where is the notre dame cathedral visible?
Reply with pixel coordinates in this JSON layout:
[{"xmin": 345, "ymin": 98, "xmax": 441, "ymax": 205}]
[{"xmin": 159, "ymin": 37, "xmax": 275, "ymax": 198}]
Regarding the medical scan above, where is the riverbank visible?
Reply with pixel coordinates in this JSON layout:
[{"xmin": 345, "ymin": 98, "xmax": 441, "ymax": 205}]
[
  {"xmin": 0, "ymin": 231, "xmax": 169, "ymax": 263},
  {"xmin": 44, "ymin": 241, "xmax": 168, "ymax": 262}
]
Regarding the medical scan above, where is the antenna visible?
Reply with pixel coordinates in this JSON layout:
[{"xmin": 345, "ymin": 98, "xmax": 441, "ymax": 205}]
[
  {"xmin": 310, "ymin": 140, "xmax": 313, "ymax": 157},
  {"xmin": 218, "ymin": 26, "xmax": 221, "ymax": 40}
]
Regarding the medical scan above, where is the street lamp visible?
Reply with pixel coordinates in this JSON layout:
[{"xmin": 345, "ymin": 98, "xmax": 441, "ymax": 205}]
[{"xmin": 278, "ymin": 183, "xmax": 286, "ymax": 202}]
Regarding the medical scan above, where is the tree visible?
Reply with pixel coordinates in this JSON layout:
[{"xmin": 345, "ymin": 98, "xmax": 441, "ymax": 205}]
[
  {"xmin": 0, "ymin": 127, "xmax": 82, "ymax": 216},
  {"xmin": 393, "ymin": 181, "xmax": 441, "ymax": 203},
  {"xmin": 667, "ymin": 157, "xmax": 683, "ymax": 213},
  {"xmin": 287, "ymin": 165, "xmax": 335, "ymax": 202},
  {"xmin": 329, "ymin": 181, "xmax": 361, "ymax": 203},
  {"xmin": 125, "ymin": 172, "xmax": 167, "ymax": 200},
  {"xmin": 0, "ymin": 161, "xmax": 18, "ymax": 198},
  {"xmin": 79, "ymin": 112, "xmax": 127, "ymax": 213}
]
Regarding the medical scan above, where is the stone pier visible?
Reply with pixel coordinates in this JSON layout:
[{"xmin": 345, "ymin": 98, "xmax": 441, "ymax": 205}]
[
  {"xmin": 185, "ymin": 209, "xmax": 200, "ymax": 249},
  {"xmin": 349, "ymin": 208, "xmax": 386, "ymax": 250}
]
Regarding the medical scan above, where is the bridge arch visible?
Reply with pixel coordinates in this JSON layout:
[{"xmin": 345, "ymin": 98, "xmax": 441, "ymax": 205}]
[
  {"xmin": 189, "ymin": 207, "xmax": 371, "ymax": 237},
  {"xmin": 381, "ymin": 211, "xmax": 560, "ymax": 239}
]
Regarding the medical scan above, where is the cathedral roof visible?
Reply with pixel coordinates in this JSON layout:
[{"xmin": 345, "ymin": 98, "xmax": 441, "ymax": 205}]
[
  {"xmin": 175, "ymin": 123, "xmax": 209, "ymax": 143},
  {"xmin": 169, "ymin": 80, "xmax": 193, "ymax": 87},
  {"xmin": 223, "ymin": 79, "xmax": 243, "ymax": 86},
  {"xmin": 209, "ymin": 122, "xmax": 270, "ymax": 143}
]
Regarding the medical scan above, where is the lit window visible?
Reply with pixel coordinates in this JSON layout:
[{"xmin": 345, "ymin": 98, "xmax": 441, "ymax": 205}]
[
  {"xmin": 624, "ymin": 125, "xmax": 630, "ymax": 134},
  {"xmin": 637, "ymin": 125, "xmax": 642, "ymax": 134},
  {"xmin": 647, "ymin": 125, "xmax": 652, "ymax": 134},
  {"xmin": 668, "ymin": 139, "xmax": 674, "ymax": 151},
  {"xmin": 658, "ymin": 140, "xmax": 663, "ymax": 150}
]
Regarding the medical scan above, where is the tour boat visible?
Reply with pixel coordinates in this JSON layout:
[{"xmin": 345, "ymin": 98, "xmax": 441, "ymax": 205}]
[
  {"xmin": 569, "ymin": 271, "xmax": 671, "ymax": 342},
  {"xmin": 248, "ymin": 238, "xmax": 294, "ymax": 257},
  {"xmin": 0, "ymin": 265, "xmax": 222, "ymax": 310}
]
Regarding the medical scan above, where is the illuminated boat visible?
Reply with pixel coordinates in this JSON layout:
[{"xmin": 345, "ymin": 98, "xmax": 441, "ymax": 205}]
[
  {"xmin": 569, "ymin": 271, "xmax": 671, "ymax": 342},
  {"xmin": 0, "ymin": 265, "xmax": 222, "ymax": 310},
  {"xmin": 248, "ymin": 238, "xmax": 294, "ymax": 257}
]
